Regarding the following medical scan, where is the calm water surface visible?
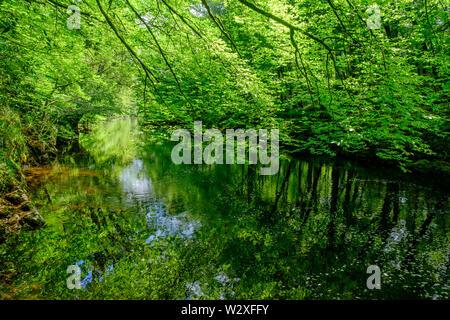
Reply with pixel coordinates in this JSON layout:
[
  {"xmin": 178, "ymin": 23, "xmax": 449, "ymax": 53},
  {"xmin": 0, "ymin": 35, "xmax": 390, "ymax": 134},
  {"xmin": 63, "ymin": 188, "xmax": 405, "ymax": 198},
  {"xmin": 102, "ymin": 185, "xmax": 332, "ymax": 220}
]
[{"xmin": 1, "ymin": 119, "xmax": 448, "ymax": 299}]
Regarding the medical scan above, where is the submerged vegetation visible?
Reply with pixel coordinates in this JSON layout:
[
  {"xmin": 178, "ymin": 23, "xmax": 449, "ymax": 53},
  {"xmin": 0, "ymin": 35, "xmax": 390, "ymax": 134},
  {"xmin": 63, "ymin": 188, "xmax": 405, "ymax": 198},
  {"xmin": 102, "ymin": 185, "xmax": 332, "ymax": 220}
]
[{"xmin": 0, "ymin": 0, "xmax": 449, "ymax": 299}]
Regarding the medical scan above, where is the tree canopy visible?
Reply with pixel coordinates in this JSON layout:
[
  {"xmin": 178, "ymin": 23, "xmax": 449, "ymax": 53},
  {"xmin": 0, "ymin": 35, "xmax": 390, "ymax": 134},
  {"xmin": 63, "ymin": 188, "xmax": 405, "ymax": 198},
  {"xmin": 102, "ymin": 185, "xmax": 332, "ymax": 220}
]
[{"xmin": 1, "ymin": 0, "xmax": 448, "ymax": 174}]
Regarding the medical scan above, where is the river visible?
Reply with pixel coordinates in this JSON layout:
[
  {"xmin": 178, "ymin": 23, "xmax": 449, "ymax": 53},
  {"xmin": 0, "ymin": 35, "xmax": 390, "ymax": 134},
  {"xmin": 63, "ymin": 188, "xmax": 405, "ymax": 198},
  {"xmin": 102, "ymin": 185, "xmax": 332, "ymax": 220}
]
[{"xmin": 0, "ymin": 118, "xmax": 448, "ymax": 299}]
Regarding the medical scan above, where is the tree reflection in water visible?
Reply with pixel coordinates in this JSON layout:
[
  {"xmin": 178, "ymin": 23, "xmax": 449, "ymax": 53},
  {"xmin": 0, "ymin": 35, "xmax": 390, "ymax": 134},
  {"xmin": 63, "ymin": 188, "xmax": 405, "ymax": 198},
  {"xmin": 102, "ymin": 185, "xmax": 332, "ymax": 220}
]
[{"xmin": 1, "ymin": 119, "xmax": 448, "ymax": 299}]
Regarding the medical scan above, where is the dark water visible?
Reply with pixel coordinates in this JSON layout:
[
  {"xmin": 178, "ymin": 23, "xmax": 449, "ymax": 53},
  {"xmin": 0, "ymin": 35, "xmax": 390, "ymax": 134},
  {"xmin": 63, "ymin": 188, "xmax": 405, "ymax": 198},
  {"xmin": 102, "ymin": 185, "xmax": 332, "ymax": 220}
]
[{"xmin": 1, "ymin": 119, "xmax": 448, "ymax": 299}]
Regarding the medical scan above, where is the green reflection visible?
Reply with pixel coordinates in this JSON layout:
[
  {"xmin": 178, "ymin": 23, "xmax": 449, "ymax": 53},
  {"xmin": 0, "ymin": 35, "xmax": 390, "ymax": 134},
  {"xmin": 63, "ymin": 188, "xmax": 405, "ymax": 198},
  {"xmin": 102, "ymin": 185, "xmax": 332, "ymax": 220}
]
[
  {"xmin": 79, "ymin": 117, "xmax": 141, "ymax": 166},
  {"xmin": 0, "ymin": 119, "xmax": 448, "ymax": 300}
]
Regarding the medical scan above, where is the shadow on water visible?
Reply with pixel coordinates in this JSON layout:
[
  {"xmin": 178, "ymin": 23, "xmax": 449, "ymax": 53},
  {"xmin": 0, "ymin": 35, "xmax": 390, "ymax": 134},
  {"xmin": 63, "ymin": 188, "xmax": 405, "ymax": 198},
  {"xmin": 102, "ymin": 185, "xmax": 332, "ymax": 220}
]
[{"xmin": 0, "ymin": 118, "xmax": 448, "ymax": 299}]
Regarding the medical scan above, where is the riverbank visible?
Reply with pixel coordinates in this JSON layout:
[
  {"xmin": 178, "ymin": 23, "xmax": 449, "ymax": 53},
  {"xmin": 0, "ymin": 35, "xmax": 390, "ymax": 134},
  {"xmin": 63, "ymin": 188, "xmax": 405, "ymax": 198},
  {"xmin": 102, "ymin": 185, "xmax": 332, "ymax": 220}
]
[
  {"xmin": 0, "ymin": 108, "xmax": 74, "ymax": 243},
  {"xmin": 143, "ymin": 123, "xmax": 450, "ymax": 186}
]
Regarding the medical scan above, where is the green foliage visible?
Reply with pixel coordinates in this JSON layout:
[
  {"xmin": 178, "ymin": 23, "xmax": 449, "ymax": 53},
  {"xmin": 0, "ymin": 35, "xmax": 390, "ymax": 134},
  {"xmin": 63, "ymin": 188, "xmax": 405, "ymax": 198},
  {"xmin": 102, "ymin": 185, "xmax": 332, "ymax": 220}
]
[
  {"xmin": 0, "ymin": 0, "xmax": 449, "ymax": 300},
  {"xmin": 1, "ymin": 0, "xmax": 449, "ymax": 171}
]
